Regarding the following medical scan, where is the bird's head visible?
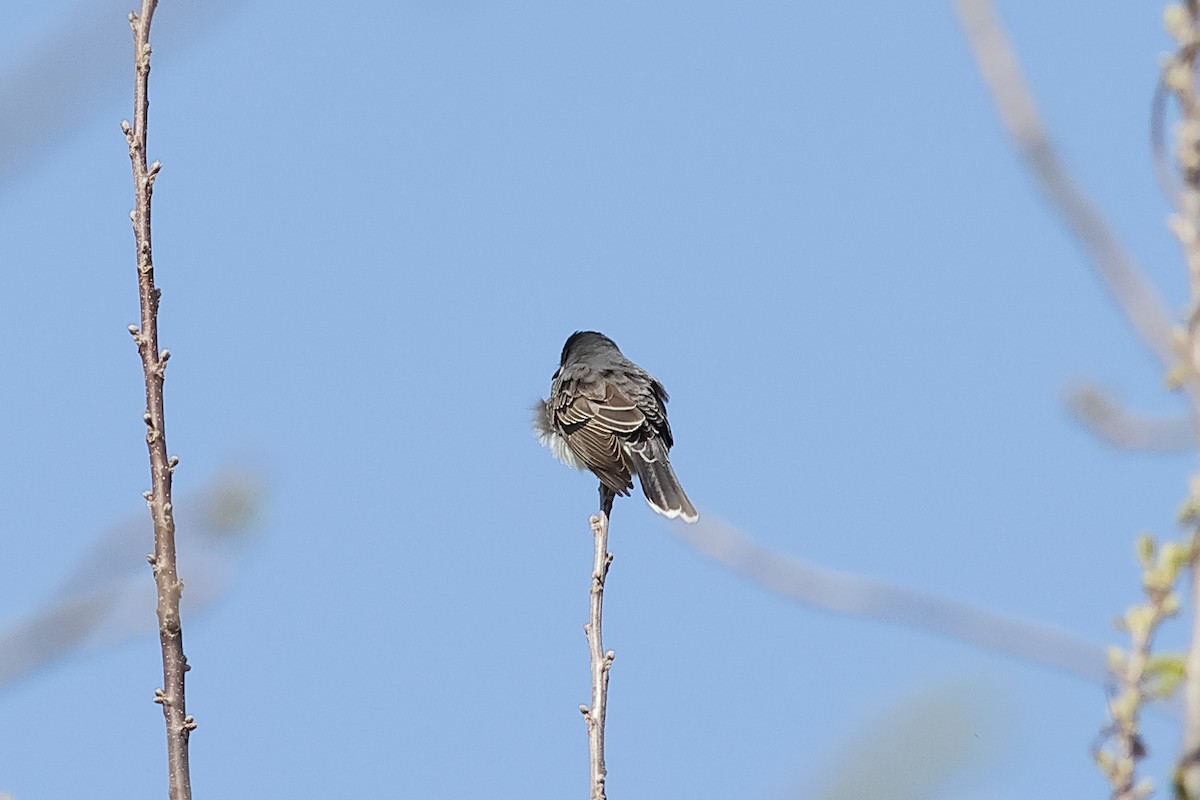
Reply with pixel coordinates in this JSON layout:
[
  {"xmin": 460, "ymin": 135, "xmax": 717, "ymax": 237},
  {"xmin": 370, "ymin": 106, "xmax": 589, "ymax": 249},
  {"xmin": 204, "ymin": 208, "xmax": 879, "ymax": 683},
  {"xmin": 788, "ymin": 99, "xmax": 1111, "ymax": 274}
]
[{"xmin": 561, "ymin": 331, "xmax": 620, "ymax": 367}]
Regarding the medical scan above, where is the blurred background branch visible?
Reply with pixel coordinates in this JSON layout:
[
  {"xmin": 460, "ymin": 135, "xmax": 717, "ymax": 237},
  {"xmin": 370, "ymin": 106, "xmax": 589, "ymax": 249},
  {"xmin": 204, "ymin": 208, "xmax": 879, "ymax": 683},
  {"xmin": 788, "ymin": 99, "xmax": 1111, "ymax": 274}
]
[
  {"xmin": 671, "ymin": 515, "xmax": 1109, "ymax": 685},
  {"xmin": 956, "ymin": 1, "xmax": 1200, "ymax": 797},
  {"xmin": 0, "ymin": 468, "xmax": 261, "ymax": 692},
  {"xmin": 954, "ymin": 0, "xmax": 1179, "ymax": 371},
  {"xmin": 0, "ymin": 0, "xmax": 244, "ymax": 187},
  {"xmin": 1067, "ymin": 384, "xmax": 1195, "ymax": 453},
  {"xmin": 802, "ymin": 682, "xmax": 1008, "ymax": 800}
]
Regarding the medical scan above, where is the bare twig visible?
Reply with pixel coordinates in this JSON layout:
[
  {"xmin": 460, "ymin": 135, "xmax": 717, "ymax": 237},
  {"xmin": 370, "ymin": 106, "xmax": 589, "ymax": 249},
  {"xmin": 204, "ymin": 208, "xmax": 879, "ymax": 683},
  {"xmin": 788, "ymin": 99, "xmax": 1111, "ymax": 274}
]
[
  {"xmin": 671, "ymin": 516, "xmax": 1109, "ymax": 684},
  {"xmin": 580, "ymin": 487, "xmax": 615, "ymax": 800},
  {"xmin": 121, "ymin": 3, "xmax": 193, "ymax": 799},
  {"xmin": 954, "ymin": 0, "xmax": 1179, "ymax": 370}
]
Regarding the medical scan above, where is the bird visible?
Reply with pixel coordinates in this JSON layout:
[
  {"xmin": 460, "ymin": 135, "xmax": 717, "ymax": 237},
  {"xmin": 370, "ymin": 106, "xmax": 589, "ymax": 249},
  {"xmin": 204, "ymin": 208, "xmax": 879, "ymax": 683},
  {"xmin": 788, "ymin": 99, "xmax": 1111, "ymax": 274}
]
[{"xmin": 534, "ymin": 331, "xmax": 698, "ymax": 523}]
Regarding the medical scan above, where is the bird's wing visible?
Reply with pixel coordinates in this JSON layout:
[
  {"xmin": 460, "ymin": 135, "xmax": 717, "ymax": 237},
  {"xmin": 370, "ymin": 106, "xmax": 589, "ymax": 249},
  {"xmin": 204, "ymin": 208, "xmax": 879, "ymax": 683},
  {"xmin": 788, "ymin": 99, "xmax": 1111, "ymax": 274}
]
[
  {"xmin": 621, "ymin": 373, "xmax": 673, "ymax": 449},
  {"xmin": 555, "ymin": 382, "xmax": 644, "ymax": 494}
]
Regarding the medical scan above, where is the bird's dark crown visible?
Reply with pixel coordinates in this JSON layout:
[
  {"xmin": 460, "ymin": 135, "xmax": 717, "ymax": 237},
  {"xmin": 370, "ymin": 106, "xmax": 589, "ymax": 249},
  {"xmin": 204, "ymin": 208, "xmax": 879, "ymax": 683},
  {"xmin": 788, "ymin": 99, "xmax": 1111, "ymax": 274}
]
[{"xmin": 561, "ymin": 330, "xmax": 619, "ymax": 366}]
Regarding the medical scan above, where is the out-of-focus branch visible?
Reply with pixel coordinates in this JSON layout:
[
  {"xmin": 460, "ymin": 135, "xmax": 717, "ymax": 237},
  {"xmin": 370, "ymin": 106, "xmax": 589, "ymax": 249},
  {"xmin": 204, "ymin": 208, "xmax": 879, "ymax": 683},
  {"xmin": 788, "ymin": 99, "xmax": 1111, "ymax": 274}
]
[
  {"xmin": 670, "ymin": 516, "xmax": 1108, "ymax": 685},
  {"xmin": 954, "ymin": 0, "xmax": 1179, "ymax": 371},
  {"xmin": 954, "ymin": 3, "xmax": 1200, "ymax": 795},
  {"xmin": 0, "ymin": 470, "xmax": 261, "ymax": 692},
  {"xmin": 0, "ymin": 0, "xmax": 246, "ymax": 187},
  {"xmin": 581, "ymin": 489, "xmax": 615, "ymax": 800},
  {"xmin": 1067, "ymin": 384, "xmax": 1196, "ymax": 452},
  {"xmin": 121, "ymin": 3, "xmax": 193, "ymax": 799},
  {"xmin": 1162, "ymin": 4, "xmax": 1200, "ymax": 796},
  {"xmin": 805, "ymin": 682, "xmax": 1004, "ymax": 800}
]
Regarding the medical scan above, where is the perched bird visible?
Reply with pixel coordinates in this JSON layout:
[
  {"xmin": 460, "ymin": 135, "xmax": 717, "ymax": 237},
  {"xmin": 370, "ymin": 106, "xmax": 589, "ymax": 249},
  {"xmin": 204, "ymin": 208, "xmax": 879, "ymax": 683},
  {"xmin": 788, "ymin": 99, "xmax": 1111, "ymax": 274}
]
[{"xmin": 535, "ymin": 331, "xmax": 698, "ymax": 523}]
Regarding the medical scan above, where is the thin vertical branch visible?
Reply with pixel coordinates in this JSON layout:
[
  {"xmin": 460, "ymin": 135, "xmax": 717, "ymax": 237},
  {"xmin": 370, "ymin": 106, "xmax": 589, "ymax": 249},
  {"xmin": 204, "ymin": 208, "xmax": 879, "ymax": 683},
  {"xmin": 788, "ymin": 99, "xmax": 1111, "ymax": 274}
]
[
  {"xmin": 121, "ymin": 2, "xmax": 194, "ymax": 799},
  {"xmin": 580, "ymin": 487, "xmax": 615, "ymax": 800}
]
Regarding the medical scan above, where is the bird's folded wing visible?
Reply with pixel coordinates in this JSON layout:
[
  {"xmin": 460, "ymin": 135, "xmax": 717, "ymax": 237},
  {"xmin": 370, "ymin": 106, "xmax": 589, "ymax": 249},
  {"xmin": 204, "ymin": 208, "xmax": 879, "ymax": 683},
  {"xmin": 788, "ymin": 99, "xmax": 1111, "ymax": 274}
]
[
  {"xmin": 554, "ymin": 383, "xmax": 643, "ymax": 493},
  {"xmin": 588, "ymin": 384, "xmax": 645, "ymax": 433}
]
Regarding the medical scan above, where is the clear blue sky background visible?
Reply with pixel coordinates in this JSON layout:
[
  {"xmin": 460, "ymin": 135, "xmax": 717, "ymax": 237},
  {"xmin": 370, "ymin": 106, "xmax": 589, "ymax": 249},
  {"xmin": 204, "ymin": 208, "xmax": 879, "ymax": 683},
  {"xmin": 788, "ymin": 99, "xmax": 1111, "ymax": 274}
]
[{"xmin": 0, "ymin": 1, "xmax": 1193, "ymax": 797}]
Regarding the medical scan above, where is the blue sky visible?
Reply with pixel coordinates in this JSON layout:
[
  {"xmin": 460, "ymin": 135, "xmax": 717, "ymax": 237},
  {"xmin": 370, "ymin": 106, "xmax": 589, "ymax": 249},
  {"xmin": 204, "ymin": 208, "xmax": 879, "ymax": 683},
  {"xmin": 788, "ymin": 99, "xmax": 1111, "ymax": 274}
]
[{"xmin": 0, "ymin": 1, "xmax": 1192, "ymax": 797}]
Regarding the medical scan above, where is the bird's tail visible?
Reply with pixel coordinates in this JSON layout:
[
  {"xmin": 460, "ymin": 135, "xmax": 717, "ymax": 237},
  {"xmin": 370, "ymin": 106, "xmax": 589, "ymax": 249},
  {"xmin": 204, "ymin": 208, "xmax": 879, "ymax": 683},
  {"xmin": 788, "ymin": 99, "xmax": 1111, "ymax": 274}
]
[{"xmin": 626, "ymin": 438, "xmax": 698, "ymax": 523}]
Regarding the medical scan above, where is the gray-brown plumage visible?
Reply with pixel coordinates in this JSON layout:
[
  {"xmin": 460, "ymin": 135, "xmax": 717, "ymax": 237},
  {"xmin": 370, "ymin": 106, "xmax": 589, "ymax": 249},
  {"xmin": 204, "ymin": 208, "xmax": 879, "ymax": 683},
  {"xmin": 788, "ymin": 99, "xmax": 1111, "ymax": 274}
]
[{"xmin": 535, "ymin": 331, "xmax": 698, "ymax": 523}]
